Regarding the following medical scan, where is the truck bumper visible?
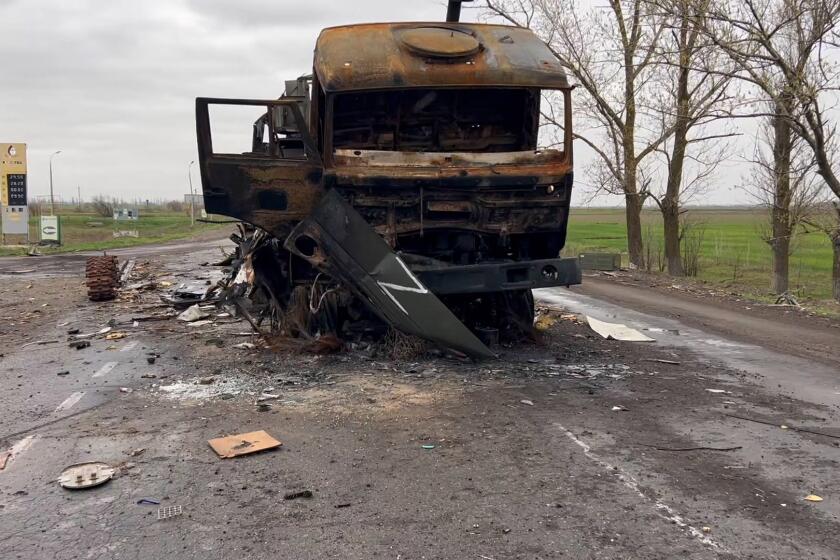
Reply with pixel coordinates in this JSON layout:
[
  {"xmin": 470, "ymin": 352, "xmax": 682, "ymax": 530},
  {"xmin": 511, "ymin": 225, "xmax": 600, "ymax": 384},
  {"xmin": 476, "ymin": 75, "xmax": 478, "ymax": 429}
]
[{"xmin": 415, "ymin": 257, "xmax": 582, "ymax": 295}]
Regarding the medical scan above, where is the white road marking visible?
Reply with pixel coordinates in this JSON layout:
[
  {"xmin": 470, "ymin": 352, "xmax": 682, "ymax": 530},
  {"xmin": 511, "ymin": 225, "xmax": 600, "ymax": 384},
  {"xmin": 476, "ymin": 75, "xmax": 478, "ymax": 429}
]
[
  {"xmin": 92, "ymin": 361, "xmax": 119, "ymax": 378},
  {"xmin": 9, "ymin": 435, "xmax": 38, "ymax": 458},
  {"xmin": 2, "ymin": 436, "xmax": 39, "ymax": 472},
  {"xmin": 121, "ymin": 341, "xmax": 139, "ymax": 352},
  {"xmin": 556, "ymin": 423, "xmax": 726, "ymax": 552},
  {"xmin": 55, "ymin": 392, "xmax": 85, "ymax": 412}
]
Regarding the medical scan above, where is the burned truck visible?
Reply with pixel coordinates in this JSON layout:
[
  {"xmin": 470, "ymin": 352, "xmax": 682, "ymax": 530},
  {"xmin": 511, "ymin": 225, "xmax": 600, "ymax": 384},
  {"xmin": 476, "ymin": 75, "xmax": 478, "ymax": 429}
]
[{"xmin": 195, "ymin": 1, "xmax": 580, "ymax": 359}]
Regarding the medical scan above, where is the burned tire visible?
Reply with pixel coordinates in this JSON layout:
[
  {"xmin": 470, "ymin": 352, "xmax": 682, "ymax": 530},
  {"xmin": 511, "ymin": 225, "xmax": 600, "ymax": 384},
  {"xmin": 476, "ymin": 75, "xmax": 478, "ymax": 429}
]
[
  {"xmin": 498, "ymin": 289, "xmax": 535, "ymax": 340},
  {"xmin": 85, "ymin": 255, "xmax": 119, "ymax": 302}
]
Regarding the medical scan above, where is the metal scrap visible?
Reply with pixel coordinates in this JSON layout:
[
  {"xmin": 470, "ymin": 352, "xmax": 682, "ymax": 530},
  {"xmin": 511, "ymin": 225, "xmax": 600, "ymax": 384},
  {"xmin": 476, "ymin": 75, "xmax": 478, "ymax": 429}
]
[{"xmin": 286, "ymin": 190, "xmax": 495, "ymax": 359}]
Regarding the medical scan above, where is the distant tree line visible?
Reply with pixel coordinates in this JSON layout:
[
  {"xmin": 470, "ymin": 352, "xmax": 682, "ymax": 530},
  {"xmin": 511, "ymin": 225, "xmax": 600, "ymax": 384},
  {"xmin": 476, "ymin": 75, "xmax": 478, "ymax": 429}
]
[
  {"xmin": 30, "ymin": 197, "xmax": 189, "ymax": 217},
  {"xmin": 486, "ymin": 0, "xmax": 840, "ymax": 301}
]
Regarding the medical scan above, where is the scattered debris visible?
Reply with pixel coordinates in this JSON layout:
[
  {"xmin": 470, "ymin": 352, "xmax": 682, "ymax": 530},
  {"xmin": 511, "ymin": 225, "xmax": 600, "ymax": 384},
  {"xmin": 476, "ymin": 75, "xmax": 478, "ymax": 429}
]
[
  {"xmin": 724, "ymin": 413, "xmax": 840, "ymax": 440},
  {"xmin": 534, "ymin": 314, "xmax": 557, "ymax": 332},
  {"xmin": 137, "ymin": 498, "xmax": 160, "ymax": 505},
  {"xmin": 21, "ymin": 339, "xmax": 58, "ymax": 348},
  {"xmin": 127, "ymin": 448, "xmax": 146, "ymax": 457},
  {"xmin": 198, "ymin": 377, "xmax": 216, "ymax": 385},
  {"xmin": 177, "ymin": 304, "xmax": 210, "ymax": 323},
  {"xmin": 705, "ymin": 389, "xmax": 731, "ymax": 394},
  {"xmin": 774, "ymin": 292, "xmax": 802, "ymax": 308},
  {"xmin": 69, "ymin": 340, "xmax": 90, "ymax": 350},
  {"xmin": 119, "ymin": 387, "xmax": 132, "ymax": 393},
  {"xmin": 160, "ymin": 281, "xmax": 217, "ymax": 308},
  {"xmin": 304, "ymin": 334, "xmax": 344, "ymax": 354},
  {"xmin": 334, "ymin": 503, "xmax": 352, "ymax": 508},
  {"xmin": 58, "ymin": 462, "xmax": 116, "ymax": 490},
  {"xmin": 283, "ymin": 490, "xmax": 314, "ymax": 500},
  {"xmin": 421, "ymin": 444, "xmax": 436, "ymax": 450},
  {"xmin": 68, "ymin": 327, "xmax": 112, "ymax": 342},
  {"xmin": 57, "ymin": 371, "xmax": 70, "ymax": 376},
  {"xmin": 0, "ymin": 451, "xmax": 10, "ymax": 471},
  {"xmin": 208, "ymin": 430, "xmax": 282, "ymax": 458},
  {"xmin": 645, "ymin": 358, "xmax": 681, "ymax": 365},
  {"xmin": 147, "ymin": 356, "xmax": 156, "ymax": 364},
  {"xmin": 804, "ymin": 494, "xmax": 823, "ymax": 502},
  {"xmin": 119, "ymin": 259, "xmax": 136, "ymax": 284},
  {"xmin": 587, "ymin": 316, "xmax": 654, "ymax": 342},
  {"xmin": 158, "ymin": 376, "xmax": 251, "ymax": 401},
  {"xmin": 105, "ymin": 332, "xmax": 127, "ymax": 340},
  {"xmin": 520, "ymin": 399, "xmax": 534, "ymax": 406},
  {"xmin": 611, "ymin": 405, "xmax": 629, "ymax": 412},
  {"xmin": 187, "ymin": 320, "xmax": 213, "ymax": 328},
  {"xmin": 157, "ymin": 505, "xmax": 183, "ymax": 520},
  {"xmin": 641, "ymin": 444, "xmax": 742, "ymax": 452},
  {"xmin": 233, "ymin": 342, "xmax": 256, "ymax": 350}
]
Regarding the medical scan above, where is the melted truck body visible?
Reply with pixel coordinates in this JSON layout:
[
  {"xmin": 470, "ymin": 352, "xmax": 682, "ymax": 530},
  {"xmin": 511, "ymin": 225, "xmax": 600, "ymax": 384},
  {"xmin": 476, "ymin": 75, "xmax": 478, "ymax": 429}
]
[{"xmin": 195, "ymin": 14, "xmax": 580, "ymax": 358}]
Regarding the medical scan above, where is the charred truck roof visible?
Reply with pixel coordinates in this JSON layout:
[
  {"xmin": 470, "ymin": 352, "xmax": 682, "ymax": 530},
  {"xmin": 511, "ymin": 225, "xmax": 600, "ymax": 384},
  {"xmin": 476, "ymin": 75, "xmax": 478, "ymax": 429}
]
[
  {"xmin": 195, "ymin": 1, "xmax": 581, "ymax": 359},
  {"xmin": 314, "ymin": 23, "xmax": 571, "ymax": 92}
]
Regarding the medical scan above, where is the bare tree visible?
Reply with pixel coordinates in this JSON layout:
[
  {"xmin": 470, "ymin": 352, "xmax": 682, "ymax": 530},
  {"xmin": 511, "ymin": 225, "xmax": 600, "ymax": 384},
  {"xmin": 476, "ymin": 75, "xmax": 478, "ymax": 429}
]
[
  {"xmin": 645, "ymin": 0, "xmax": 736, "ymax": 275},
  {"xmin": 486, "ymin": 0, "xmax": 672, "ymax": 268},
  {"xmin": 91, "ymin": 196, "xmax": 114, "ymax": 218},
  {"xmin": 747, "ymin": 112, "xmax": 825, "ymax": 292},
  {"xmin": 702, "ymin": 0, "xmax": 840, "ymax": 299}
]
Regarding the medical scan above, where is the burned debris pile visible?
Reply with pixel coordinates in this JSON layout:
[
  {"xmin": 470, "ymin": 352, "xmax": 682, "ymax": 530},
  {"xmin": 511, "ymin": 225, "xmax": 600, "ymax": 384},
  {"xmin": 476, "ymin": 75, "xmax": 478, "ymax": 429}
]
[{"xmin": 214, "ymin": 224, "xmax": 380, "ymax": 343}]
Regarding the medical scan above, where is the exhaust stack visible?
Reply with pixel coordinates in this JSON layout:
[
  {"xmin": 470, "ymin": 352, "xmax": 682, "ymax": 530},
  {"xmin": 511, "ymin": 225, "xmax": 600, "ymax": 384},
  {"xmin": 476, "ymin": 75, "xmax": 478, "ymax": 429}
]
[{"xmin": 446, "ymin": 0, "xmax": 473, "ymax": 23}]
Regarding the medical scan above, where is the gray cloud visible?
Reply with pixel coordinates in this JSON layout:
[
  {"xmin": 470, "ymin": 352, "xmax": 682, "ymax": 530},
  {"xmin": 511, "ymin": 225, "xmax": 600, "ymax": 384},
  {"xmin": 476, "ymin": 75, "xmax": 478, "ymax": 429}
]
[
  {"xmin": 0, "ymin": 0, "xmax": 755, "ymax": 205},
  {"xmin": 0, "ymin": 0, "xmax": 447, "ymax": 202}
]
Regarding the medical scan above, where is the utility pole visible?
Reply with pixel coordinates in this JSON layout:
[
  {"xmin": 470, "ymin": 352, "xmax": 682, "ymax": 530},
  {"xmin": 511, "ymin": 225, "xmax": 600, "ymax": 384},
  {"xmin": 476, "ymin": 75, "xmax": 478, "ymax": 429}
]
[
  {"xmin": 77, "ymin": 185, "xmax": 81, "ymax": 211},
  {"xmin": 49, "ymin": 150, "xmax": 61, "ymax": 215},
  {"xmin": 188, "ymin": 160, "xmax": 196, "ymax": 227}
]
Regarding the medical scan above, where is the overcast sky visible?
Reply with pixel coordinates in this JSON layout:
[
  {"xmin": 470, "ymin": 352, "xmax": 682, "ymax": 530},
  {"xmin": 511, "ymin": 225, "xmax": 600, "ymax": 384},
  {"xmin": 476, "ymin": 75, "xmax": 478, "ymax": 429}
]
[{"xmin": 1, "ymin": 0, "xmax": 756, "ymax": 206}]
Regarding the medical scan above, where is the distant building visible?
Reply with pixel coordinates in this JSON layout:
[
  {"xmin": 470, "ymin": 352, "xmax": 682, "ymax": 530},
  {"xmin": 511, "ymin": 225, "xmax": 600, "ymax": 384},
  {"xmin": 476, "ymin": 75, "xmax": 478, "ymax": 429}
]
[{"xmin": 113, "ymin": 208, "xmax": 140, "ymax": 221}]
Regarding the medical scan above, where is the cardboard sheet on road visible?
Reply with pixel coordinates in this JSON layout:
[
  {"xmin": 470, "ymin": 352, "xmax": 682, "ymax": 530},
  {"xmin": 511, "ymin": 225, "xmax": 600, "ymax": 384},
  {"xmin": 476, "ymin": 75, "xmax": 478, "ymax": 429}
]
[
  {"xmin": 208, "ymin": 430, "xmax": 282, "ymax": 458},
  {"xmin": 587, "ymin": 316, "xmax": 655, "ymax": 342}
]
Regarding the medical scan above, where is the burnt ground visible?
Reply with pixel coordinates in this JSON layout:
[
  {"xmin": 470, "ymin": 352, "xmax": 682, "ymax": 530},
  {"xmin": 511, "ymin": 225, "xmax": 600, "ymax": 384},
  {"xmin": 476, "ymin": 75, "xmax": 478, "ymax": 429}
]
[{"xmin": 1, "ymin": 241, "xmax": 839, "ymax": 559}]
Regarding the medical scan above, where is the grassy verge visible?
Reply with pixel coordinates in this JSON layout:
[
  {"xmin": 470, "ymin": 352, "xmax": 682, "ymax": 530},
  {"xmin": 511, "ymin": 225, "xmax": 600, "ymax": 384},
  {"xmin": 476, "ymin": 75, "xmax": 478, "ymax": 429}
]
[
  {"xmin": 0, "ymin": 211, "xmax": 227, "ymax": 256},
  {"xmin": 564, "ymin": 207, "xmax": 838, "ymax": 311}
]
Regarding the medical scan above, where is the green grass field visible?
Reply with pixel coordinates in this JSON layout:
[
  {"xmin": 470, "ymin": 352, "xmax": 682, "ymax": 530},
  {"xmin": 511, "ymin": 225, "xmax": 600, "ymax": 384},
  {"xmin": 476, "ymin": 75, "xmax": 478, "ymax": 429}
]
[
  {"xmin": 563, "ymin": 207, "xmax": 837, "ymax": 303},
  {"xmin": 3, "ymin": 205, "xmax": 834, "ymax": 306},
  {"xmin": 0, "ymin": 210, "xmax": 226, "ymax": 256}
]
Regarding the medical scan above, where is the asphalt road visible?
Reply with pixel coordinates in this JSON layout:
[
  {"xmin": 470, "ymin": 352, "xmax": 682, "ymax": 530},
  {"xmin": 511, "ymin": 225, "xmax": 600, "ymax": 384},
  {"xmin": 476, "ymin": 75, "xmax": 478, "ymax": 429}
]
[
  {"xmin": 0, "ymin": 232, "xmax": 233, "ymax": 277},
  {"xmin": 1, "ymin": 244, "xmax": 838, "ymax": 559}
]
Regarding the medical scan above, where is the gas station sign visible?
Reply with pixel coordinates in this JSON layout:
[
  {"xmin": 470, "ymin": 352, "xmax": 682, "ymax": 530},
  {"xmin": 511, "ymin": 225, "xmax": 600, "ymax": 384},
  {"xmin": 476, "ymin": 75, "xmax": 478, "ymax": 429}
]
[{"xmin": 1, "ymin": 143, "xmax": 29, "ymax": 238}]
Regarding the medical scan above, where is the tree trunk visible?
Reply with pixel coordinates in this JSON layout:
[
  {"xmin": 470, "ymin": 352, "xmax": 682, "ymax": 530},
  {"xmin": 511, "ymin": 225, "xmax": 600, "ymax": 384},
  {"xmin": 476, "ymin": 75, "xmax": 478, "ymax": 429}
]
[
  {"xmin": 770, "ymin": 98, "xmax": 793, "ymax": 294},
  {"xmin": 622, "ymin": 35, "xmax": 643, "ymax": 270},
  {"xmin": 662, "ymin": 202, "xmax": 683, "ymax": 276},
  {"xmin": 625, "ymin": 193, "xmax": 644, "ymax": 269},
  {"xmin": 771, "ymin": 235, "xmax": 790, "ymax": 294},
  {"xmin": 662, "ymin": 18, "xmax": 692, "ymax": 276},
  {"xmin": 833, "ymin": 235, "xmax": 840, "ymax": 302}
]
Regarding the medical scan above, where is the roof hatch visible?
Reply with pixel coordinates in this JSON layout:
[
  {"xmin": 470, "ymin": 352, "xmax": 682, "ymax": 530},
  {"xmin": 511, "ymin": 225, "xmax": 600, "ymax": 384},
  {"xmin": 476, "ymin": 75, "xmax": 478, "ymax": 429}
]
[{"xmin": 398, "ymin": 26, "xmax": 481, "ymax": 58}]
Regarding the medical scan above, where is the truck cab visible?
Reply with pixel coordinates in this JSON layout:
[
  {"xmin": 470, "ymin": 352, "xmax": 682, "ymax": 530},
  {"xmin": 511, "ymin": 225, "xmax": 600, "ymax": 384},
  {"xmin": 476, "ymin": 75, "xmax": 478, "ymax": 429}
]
[{"xmin": 195, "ymin": 5, "xmax": 580, "ymax": 356}]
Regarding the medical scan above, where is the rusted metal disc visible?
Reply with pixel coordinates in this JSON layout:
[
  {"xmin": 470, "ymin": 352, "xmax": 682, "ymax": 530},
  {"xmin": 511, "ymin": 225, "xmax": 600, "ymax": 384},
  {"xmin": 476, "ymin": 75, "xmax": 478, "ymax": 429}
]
[
  {"xmin": 400, "ymin": 27, "xmax": 480, "ymax": 58},
  {"xmin": 58, "ymin": 462, "xmax": 116, "ymax": 490}
]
